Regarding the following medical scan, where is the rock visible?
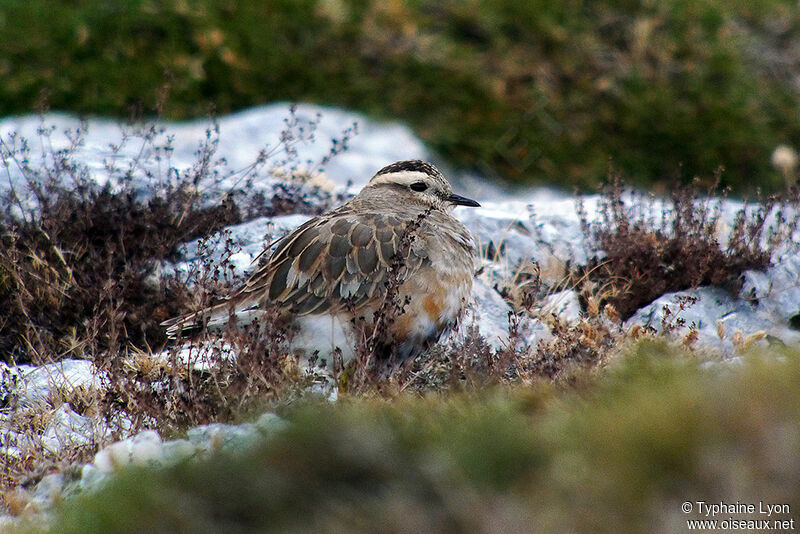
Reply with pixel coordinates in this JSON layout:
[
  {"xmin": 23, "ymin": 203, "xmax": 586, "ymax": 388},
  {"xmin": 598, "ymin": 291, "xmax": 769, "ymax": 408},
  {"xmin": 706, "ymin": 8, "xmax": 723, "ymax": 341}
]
[
  {"xmin": 17, "ymin": 359, "xmax": 100, "ymax": 408},
  {"xmin": 465, "ymin": 276, "xmax": 515, "ymax": 350},
  {"xmin": 161, "ymin": 439, "xmax": 197, "ymax": 465},
  {"xmin": 41, "ymin": 405, "xmax": 100, "ymax": 454},
  {"xmin": 79, "ymin": 432, "xmax": 175, "ymax": 492},
  {"xmin": 92, "ymin": 430, "xmax": 164, "ymax": 474},
  {"xmin": 524, "ymin": 318, "xmax": 556, "ymax": 349},
  {"xmin": 308, "ymin": 374, "xmax": 339, "ymax": 402},
  {"xmin": 462, "ymin": 273, "xmax": 555, "ymax": 351},
  {"xmin": 187, "ymin": 422, "xmax": 261, "ymax": 455},
  {"xmin": 29, "ymin": 473, "xmax": 65, "ymax": 510},
  {"xmin": 626, "ymin": 286, "xmax": 800, "ymax": 355},
  {"xmin": 0, "ymin": 363, "xmax": 31, "ymax": 406},
  {"xmin": 0, "ymin": 412, "xmax": 30, "ymax": 457},
  {"xmin": 78, "ymin": 412, "xmax": 287, "ymax": 493},
  {"xmin": 163, "ymin": 214, "xmax": 312, "ymax": 284},
  {"xmin": 255, "ymin": 412, "xmax": 288, "ymax": 435},
  {"xmin": 538, "ymin": 290, "xmax": 582, "ymax": 324},
  {"xmin": 165, "ymin": 339, "xmax": 238, "ymax": 373},
  {"xmin": 0, "ymin": 104, "xmax": 430, "ymax": 211},
  {"xmin": 741, "ymin": 249, "xmax": 800, "ymax": 325}
]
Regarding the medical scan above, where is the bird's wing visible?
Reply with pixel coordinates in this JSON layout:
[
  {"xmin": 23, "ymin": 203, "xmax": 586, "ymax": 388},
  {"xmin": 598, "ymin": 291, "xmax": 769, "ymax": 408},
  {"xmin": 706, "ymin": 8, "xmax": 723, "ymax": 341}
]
[{"xmin": 238, "ymin": 211, "xmax": 428, "ymax": 315}]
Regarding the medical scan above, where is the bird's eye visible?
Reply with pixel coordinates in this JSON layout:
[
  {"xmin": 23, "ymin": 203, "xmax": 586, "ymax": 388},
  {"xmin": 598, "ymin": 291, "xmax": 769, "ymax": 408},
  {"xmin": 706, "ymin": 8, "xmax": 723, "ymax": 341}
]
[{"xmin": 410, "ymin": 181, "xmax": 428, "ymax": 192}]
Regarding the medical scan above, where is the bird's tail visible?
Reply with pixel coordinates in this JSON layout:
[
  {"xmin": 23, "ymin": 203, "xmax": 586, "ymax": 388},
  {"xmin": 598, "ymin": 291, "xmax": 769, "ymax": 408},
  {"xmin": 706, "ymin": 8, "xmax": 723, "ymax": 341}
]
[{"xmin": 161, "ymin": 297, "xmax": 264, "ymax": 338}]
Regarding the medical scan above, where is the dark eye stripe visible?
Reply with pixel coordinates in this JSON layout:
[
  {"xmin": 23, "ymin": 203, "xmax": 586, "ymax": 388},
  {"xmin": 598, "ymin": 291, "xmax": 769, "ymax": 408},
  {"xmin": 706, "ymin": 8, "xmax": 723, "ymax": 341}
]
[{"xmin": 410, "ymin": 181, "xmax": 427, "ymax": 192}]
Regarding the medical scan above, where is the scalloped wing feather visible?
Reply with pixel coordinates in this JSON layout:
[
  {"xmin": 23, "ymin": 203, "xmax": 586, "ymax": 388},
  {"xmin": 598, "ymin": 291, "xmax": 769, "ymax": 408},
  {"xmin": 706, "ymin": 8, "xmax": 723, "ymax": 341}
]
[{"xmin": 236, "ymin": 212, "xmax": 427, "ymax": 316}]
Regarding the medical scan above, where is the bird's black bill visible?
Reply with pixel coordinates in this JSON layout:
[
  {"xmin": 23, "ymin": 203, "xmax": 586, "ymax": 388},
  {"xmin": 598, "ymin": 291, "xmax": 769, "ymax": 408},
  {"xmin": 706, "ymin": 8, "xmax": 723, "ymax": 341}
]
[{"xmin": 447, "ymin": 193, "xmax": 481, "ymax": 207}]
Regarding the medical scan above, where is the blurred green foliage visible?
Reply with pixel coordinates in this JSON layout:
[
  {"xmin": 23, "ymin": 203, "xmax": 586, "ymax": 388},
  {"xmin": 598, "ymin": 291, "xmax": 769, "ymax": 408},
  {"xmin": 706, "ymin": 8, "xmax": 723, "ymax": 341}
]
[
  {"xmin": 52, "ymin": 340, "xmax": 800, "ymax": 532},
  {"xmin": 2, "ymin": 0, "xmax": 799, "ymax": 191}
]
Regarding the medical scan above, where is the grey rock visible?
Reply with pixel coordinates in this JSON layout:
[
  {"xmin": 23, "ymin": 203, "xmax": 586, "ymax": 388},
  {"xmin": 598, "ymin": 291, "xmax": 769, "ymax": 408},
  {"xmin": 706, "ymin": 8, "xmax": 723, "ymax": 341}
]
[
  {"xmin": 30, "ymin": 473, "xmax": 65, "ymax": 508},
  {"xmin": 92, "ymin": 430, "xmax": 164, "ymax": 473},
  {"xmin": 742, "ymin": 250, "xmax": 800, "ymax": 325},
  {"xmin": 187, "ymin": 422, "xmax": 261, "ymax": 454},
  {"xmin": 466, "ymin": 276, "xmax": 515, "ymax": 350},
  {"xmin": 255, "ymin": 412, "xmax": 288, "ymax": 435},
  {"xmin": 0, "ymin": 104, "xmax": 429, "ymax": 212},
  {"xmin": 80, "ymin": 464, "xmax": 105, "ymax": 491},
  {"xmin": 538, "ymin": 290, "xmax": 582, "ymax": 324},
  {"xmin": 41, "ymin": 405, "xmax": 99, "ymax": 454},
  {"xmin": 17, "ymin": 359, "xmax": 100, "ymax": 408},
  {"xmin": 626, "ymin": 286, "xmax": 800, "ymax": 355},
  {"xmin": 161, "ymin": 439, "xmax": 198, "ymax": 465},
  {"xmin": 163, "ymin": 214, "xmax": 311, "ymax": 284}
]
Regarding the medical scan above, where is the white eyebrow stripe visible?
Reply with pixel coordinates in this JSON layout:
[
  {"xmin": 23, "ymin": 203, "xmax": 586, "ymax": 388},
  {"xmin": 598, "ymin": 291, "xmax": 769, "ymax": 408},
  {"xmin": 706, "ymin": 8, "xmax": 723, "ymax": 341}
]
[{"xmin": 367, "ymin": 171, "xmax": 432, "ymax": 187}]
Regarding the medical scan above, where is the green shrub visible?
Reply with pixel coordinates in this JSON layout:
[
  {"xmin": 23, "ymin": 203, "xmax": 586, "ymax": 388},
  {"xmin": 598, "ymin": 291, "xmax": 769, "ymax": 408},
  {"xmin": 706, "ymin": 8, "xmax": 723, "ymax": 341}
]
[{"xmin": 2, "ymin": 0, "xmax": 799, "ymax": 191}]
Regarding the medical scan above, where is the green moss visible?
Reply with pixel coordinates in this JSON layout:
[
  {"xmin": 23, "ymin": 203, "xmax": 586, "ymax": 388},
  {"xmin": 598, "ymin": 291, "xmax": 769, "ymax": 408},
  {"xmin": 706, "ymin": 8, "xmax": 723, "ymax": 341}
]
[{"xmin": 52, "ymin": 340, "xmax": 800, "ymax": 532}]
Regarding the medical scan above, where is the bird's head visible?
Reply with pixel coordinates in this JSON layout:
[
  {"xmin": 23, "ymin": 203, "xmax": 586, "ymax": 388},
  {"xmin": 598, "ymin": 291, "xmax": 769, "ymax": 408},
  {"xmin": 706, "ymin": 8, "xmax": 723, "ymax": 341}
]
[{"xmin": 363, "ymin": 160, "xmax": 480, "ymax": 212}]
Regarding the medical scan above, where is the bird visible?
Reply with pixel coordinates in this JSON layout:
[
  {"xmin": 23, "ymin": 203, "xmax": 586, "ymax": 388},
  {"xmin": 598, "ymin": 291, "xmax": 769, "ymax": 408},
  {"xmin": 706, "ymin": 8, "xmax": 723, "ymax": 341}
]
[{"xmin": 162, "ymin": 160, "xmax": 481, "ymax": 368}]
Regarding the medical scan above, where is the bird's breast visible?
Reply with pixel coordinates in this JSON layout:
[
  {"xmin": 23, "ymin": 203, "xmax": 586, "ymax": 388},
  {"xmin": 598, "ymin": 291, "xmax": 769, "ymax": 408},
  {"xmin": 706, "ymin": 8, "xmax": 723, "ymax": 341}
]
[{"xmin": 391, "ymin": 268, "xmax": 473, "ymax": 343}]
